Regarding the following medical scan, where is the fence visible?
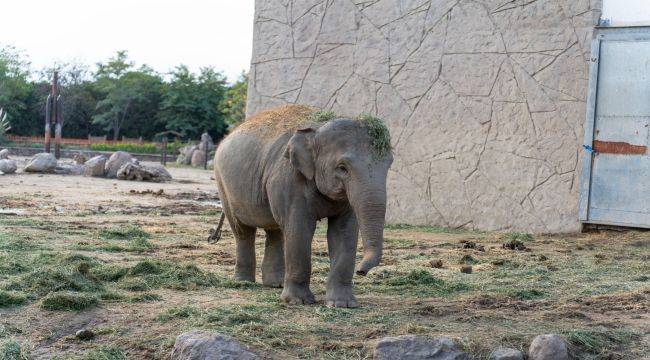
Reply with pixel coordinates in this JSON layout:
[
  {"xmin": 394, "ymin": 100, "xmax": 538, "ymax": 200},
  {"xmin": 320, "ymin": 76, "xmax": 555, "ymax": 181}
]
[{"xmin": 6, "ymin": 135, "xmax": 157, "ymax": 147}]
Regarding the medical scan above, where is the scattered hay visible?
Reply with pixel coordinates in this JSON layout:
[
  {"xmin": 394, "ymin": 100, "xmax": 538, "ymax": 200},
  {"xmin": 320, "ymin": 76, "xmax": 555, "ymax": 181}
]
[
  {"xmin": 0, "ymin": 290, "xmax": 27, "ymax": 308},
  {"xmin": 100, "ymin": 225, "xmax": 150, "ymax": 240},
  {"xmin": 0, "ymin": 339, "xmax": 30, "ymax": 360},
  {"xmin": 40, "ymin": 292, "xmax": 98, "ymax": 311}
]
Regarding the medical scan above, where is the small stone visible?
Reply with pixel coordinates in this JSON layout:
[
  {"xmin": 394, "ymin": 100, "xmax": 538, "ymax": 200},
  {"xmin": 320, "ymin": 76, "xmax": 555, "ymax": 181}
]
[
  {"xmin": 0, "ymin": 159, "xmax": 17, "ymax": 174},
  {"xmin": 24, "ymin": 153, "xmax": 57, "ymax": 173},
  {"xmin": 171, "ymin": 331, "xmax": 258, "ymax": 360},
  {"xmin": 430, "ymin": 259, "xmax": 443, "ymax": 268},
  {"xmin": 460, "ymin": 265, "xmax": 473, "ymax": 274},
  {"xmin": 374, "ymin": 335, "xmax": 469, "ymax": 360},
  {"xmin": 490, "ymin": 347, "xmax": 524, "ymax": 360},
  {"xmin": 528, "ymin": 334, "xmax": 569, "ymax": 360},
  {"xmin": 75, "ymin": 329, "xmax": 95, "ymax": 341},
  {"xmin": 0, "ymin": 149, "xmax": 10, "ymax": 159}
]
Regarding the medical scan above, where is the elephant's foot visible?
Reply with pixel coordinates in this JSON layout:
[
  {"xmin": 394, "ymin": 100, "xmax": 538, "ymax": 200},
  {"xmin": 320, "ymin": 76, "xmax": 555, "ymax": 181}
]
[
  {"xmin": 281, "ymin": 283, "xmax": 315, "ymax": 305},
  {"xmin": 262, "ymin": 271, "xmax": 284, "ymax": 288},
  {"xmin": 326, "ymin": 286, "xmax": 359, "ymax": 308}
]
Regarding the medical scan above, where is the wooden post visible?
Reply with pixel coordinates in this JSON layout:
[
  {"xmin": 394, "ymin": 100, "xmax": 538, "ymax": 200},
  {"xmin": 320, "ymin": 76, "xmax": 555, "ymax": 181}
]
[
  {"xmin": 161, "ymin": 137, "xmax": 168, "ymax": 166},
  {"xmin": 53, "ymin": 71, "xmax": 62, "ymax": 159},
  {"xmin": 44, "ymin": 95, "xmax": 52, "ymax": 153}
]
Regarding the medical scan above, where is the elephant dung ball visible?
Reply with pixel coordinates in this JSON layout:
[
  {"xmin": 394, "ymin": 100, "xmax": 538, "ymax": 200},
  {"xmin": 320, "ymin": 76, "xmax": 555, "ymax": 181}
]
[
  {"xmin": 429, "ymin": 259, "xmax": 443, "ymax": 268},
  {"xmin": 75, "ymin": 329, "xmax": 95, "ymax": 341},
  {"xmin": 460, "ymin": 265, "xmax": 473, "ymax": 274}
]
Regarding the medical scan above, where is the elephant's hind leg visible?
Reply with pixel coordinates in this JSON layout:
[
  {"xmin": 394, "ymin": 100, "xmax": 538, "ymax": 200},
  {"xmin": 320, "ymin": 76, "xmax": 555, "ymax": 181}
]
[
  {"xmin": 233, "ymin": 222, "xmax": 257, "ymax": 282},
  {"xmin": 262, "ymin": 229, "xmax": 284, "ymax": 287}
]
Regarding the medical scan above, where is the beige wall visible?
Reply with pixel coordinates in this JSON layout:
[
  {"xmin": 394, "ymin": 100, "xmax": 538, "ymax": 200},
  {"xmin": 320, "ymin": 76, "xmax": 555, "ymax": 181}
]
[{"xmin": 247, "ymin": 0, "xmax": 602, "ymax": 232}]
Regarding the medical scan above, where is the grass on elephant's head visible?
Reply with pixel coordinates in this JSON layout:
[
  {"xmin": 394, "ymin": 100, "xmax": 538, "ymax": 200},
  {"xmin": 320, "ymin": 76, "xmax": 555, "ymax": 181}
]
[{"xmin": 357, "ymin": 114, "xmax": 391, "ymax": 158}]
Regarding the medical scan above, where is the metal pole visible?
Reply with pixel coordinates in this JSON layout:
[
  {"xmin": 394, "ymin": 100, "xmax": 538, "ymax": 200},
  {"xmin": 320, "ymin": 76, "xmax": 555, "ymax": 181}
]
[
  {"xmin": 203, "ymin": 138, "xmax": 208, "ymax": 170},
  {"xmin": 53, "ymin": 71, "xmax": 62, "ymax": 159}
]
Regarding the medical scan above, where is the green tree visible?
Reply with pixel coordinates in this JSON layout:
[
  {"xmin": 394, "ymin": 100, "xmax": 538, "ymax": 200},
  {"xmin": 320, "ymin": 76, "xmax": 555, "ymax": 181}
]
[
  {"xmin": 222, "ymin": 71, "xmax": 248, "ymax": 128},
  {"xmin": 158, "ymin": 66, "xmax": 227, "ymax": 140},
  {"xmin": 92, "ymin": 52, "xmax": 163, "ymax": 140},
  {"xmin": 0, "ymin": 46, "xmax": 39, "ymax": 136}
]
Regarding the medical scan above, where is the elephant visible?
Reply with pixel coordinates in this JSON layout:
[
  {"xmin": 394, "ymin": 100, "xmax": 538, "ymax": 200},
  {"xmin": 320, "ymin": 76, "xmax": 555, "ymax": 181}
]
[{"xmin": 213, "ymin": 104, "xmax": 393, "ymax": 308}]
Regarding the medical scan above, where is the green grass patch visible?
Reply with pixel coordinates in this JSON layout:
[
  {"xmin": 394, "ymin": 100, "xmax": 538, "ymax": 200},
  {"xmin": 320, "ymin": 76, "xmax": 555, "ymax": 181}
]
[
  {"xmin": 155, "ymin": 305, "xmax": 202, "ymax": 322},
  {"xmin": 503, "ymin": 232, "xmax": 534, "ymax": 242},
  {"xmin": 0, "ymin": 291, "xmax": 27, "ymax": 308},
  {"xmin": 99, "ymin": 225, "xmax": 149, "ymax": 240},
  {"xmin": 89, "ymin": 142, "xmax": 174, "ymax": 155},
  {"xmin": 0, "ymin": 339, "xmax": 30, "ymax": 360},
  {"xmin": 371, "ymin": 269, "xmax": 471, "ymax": 297},
  {"xmin": 77, "ymin": 346, "xmax": 127, "ymax": 360},
  {"xmin": 565, "ymin": 327, "xmax": 639, "ymax": 358},
  {"xmin": 6, "ymin": 265, "xmax": 103, "ymax": 296},
  {"xmin": 40, "ymin": 292, "xmax": 98, "ymax": 311},
  {"xmin": 507, "ymin": 289, "xmax": 545, "ymax": 301},
  {"xmin": 307, "ymin": 110, "xmax": 337, "ymax": 123}
]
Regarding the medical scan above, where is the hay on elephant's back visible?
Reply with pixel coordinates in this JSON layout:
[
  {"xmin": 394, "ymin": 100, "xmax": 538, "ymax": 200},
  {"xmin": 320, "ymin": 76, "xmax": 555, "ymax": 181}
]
[{"xmin": 235, "ymin": 104, "xmax": 318, "ymax": 137}]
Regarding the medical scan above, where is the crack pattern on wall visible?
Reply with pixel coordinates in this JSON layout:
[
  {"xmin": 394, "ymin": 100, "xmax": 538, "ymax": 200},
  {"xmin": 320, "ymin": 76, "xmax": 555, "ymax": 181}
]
[{"xmin": 248, "ymin": 0, "xmax": 602, "ymax": 232}]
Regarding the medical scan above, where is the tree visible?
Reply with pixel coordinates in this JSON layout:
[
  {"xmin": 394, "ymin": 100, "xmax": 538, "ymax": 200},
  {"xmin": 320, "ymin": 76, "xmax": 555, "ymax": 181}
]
[
  {"xmin": 222, "ymin": 71, "xmax": 248, "ymax": 128},
  {"xmin": 0, "ymin": 46, "xmax": 39, "ymax": 136},
  {"xmin": 92, "ymin": 52, "xmax": 163, "ymax": 140},
  {"xmin": 158, "ymin": 66, "xmax": 228, "ymax": 140}
]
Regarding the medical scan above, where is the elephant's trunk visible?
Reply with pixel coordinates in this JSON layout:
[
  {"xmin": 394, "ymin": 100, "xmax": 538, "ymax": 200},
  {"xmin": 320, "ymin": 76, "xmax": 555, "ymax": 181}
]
[{"xmin": 351, "ymin": 188, "xmax": 387, "ymax": 276}]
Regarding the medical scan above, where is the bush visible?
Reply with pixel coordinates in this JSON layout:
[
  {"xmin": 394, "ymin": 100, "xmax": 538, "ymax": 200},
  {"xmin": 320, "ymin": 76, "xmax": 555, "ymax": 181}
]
[{"xmin": 89, "ymin": 142, "xmax": 175, "ymax": 154}]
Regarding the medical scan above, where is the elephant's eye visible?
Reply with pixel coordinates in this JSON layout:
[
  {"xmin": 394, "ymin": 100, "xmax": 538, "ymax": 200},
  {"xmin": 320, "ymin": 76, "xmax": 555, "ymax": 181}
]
[{"xmin": 336, "ymin": 164, "xmax": 348, "ymax": 175}]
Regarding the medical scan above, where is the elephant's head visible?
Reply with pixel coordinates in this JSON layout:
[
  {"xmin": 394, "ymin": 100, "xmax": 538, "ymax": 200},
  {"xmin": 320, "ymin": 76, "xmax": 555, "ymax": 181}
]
[{"xmin": 284, "ymin": 117, "xmax": 393, "ymax": 275}]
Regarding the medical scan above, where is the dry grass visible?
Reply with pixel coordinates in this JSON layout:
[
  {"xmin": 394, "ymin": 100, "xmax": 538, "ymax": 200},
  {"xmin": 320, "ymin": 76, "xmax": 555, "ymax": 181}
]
[
  {"xmin": 0, "ymin": 168, "xmax": 648, "ymax": 359},
  {"xmin": 233, "ymin": 104, "xmax": 318, "ymax": 137}
]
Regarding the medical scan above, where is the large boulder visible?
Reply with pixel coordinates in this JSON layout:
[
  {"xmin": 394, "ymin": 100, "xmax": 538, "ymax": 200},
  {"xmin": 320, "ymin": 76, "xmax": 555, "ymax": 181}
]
[
  {"xmin": 191, "ymin": 150, "xmax": 206, "ymax": 168},
  {"xmin": 200, "ymin": 132, "xmax": 215, "ymax": 151},
  {"xmin": 84, "ymin": 155, "xmax": 107, "ymax": 177},
  {"xmin": 105, "ymin": 151, "xmax": 133, "ymax": 178},
  {"xmin": 0, "ymin": 159, "xmax": 17, "ymax": 174},
  {"xmin": 490, "ymin": 348, "xmax": 524, "ymax": 360},
  {"xmin": 24, "ymin": 153, "xmax": 57, "ymax": 173},
  {"xmin": 171, "ymin": 331, "xmax": 258, "ymax": 360},
  {"xmin": 528, "ymin": 335, "xmax": 569, "ymax": 360},
  {"xmin": 374, "ymin": 336, "xmax": 469, "ymax": 360},
  {"xmin": 116, "ymin": 163, "xmax": 172, "ymax": 182},
  {"xmin": 0, "ymin": 149, "xmax": 10, "ymax": 160},
  {"xmin": 177, "ymin": 145, "xmax": 197, "ymax": 165}
]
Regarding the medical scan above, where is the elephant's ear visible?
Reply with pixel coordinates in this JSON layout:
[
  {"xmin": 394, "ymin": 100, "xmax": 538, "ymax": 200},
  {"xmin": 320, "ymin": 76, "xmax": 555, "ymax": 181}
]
[{"xmin": 284, "ymin": 127, "xmax": 315, "ymax": 180}]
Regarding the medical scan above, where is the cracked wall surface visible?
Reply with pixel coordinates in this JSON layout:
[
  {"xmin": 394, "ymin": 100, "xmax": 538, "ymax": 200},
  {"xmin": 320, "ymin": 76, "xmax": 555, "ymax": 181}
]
[{"xmin": 247, "ymin": 0, "xmax": 602, "ymax": 232}]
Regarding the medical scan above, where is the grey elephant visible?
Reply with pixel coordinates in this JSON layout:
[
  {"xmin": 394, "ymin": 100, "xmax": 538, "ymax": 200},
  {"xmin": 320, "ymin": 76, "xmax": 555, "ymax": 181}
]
[{"xmin": 213, "ymin": 105, "xmax": 393, "ymax": 308}]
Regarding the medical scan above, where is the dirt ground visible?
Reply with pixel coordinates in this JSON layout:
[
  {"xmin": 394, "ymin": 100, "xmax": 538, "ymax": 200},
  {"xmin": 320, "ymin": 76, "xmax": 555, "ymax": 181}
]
[{"xmin": 0, "ymin": 161, "xmax": 648, "ymax": 359}]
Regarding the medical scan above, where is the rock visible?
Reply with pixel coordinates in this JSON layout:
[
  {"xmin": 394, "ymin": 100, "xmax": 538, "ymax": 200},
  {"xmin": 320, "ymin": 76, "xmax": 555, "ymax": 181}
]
[
  {"xmin": 171, "ymin": 331, "xmax": 258, "ymax": 360},
  {"xmin": 24, "ymin": 153, "xmax": 57, "ymax": 173},
  {"xmin": 55, "ymin": 164, "xmax": 85, "ymax": 176},
  {"xmin": 0, "ymin": 149, "xmax": 9, "ymax": 159},
  {"xmin": 206, "ymin": 160, "xmax": 214, "ymax": 170},
  {"xmin": 105, "ymin": 151, "xmax": 133, "ymax": 178},
  {"xmin": 200, "ymin": 132, "xmax": 215, "ymax": 151},
  {"xmin": 84, "ymin": 155, "xmax": 107, "ymax": 177},
  {"xmin": 0, "ymin": 159, "xmax": 17, "ymax": 174},
  {"xmin": 191, "ymin": 150, "xmax": 206, "ymax": 168},
  {"xmin": 75, "ymin": 329, "xmax": 95, "ymax": 341},
  {"xmin": 460, "ymin": 265, "xmax": 473, "ymax": 274},
  {"xmin": 490, "ymin": 348, "xmax": 524, "ymax": 360},
  {"xmin": 73, "ymin": 153, "xmax": 88, "ymax": 165},
  {"xmin": 528, "ymin": 334, "xmax": 569, "ymax": 360},
  {"xmin": 430, "ymin": 259, "xmax": 443, "ymax": 268},
  {"xmin": 374, "ymin": 335, "xmax": 469, "ymax": 360},
  {"xmin": 177, "ymin": 145, "xmax": 197, "ymax": 165},
  {"xmin": 117, "ymin": 163, "xmax": 172, "ymax": 182}
]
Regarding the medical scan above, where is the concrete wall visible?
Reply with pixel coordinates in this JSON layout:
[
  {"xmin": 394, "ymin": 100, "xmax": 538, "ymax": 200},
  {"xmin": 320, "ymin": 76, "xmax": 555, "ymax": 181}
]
[{"xmin": 247, "ymin": 0, "xmax": 602, "ymax": 232}]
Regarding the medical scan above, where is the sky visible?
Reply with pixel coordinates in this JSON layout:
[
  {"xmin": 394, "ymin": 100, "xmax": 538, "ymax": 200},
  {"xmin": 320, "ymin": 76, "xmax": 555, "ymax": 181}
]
[
  {"xmin": 602, "ymin": 0, "xmax": 650, "ymax": 26},
  {"xmin": 0, "ymin": 0, "xmax": 255, "ymax": 82}
]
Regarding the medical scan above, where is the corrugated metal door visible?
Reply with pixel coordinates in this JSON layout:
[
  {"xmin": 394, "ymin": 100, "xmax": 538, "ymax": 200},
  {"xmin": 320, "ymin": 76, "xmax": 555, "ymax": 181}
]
[{"xmin": 580, "ymin": 28, "xmax": 650, "ymax": 229}]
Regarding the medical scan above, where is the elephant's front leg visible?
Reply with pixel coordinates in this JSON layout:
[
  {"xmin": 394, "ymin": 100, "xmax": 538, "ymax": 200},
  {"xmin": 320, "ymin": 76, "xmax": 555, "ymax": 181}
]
[
  {"xmin": 280, "ymin": 214, "xmax": 316, "ymax": 305},
  {"xmin": 326, "ymin": 209, "xmax": 360, "ymax": 308}
]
